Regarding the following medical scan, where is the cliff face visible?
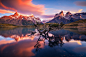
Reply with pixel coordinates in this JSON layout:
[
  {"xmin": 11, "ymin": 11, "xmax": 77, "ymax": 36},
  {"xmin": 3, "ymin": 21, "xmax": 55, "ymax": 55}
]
[
  {"xmin": 0, "ymin": 12, "xmax": 42, "ymax": 26},
  {"xmin": 47, "ymin": 11, "xmax": 86, "ymax": 24}
]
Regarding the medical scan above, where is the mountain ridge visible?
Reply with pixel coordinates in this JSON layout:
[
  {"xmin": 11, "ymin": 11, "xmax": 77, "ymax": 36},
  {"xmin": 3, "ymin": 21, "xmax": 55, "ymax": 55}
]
[
  {"xmin": 0, "ymin": 12, "xmax": 42, "ymax": 26},
  {"xmin": 47, "ymin": 11, "xmax": 86, "ymax": 24}
]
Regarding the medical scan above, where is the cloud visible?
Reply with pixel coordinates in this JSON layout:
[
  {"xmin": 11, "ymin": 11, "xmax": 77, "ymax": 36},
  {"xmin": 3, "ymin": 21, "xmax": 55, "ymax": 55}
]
[
  {"xmin": 45, "ymin": 8, "xmax": 76, "ymax": 14},
  {"xmin": 41, "ymin": 15, "xmax": 54, "ymax": 18},
  {"xmin": 77, "ymin": 9, "xmax": 83, "ymax": 13},
  {"xmin": 75, "ymin": 1, "xmax": 86, "ymax": 6},
  {"xmin": 0, "ymin": 1, "xmax": 17, "ymax": 11},
  {"xmin": 0, "ymin": 0, "xmax": 45, "ymax": 16},
  {"xmin": 0, "ymin": 9, "xmax": 14, "ymax": 14},
  {"xmin": 0, "ymin": 39, "xmax": 16, "ymax": 45},
  {"xmin": 40, "ymin": 14, "xmax": 54, "ymax": 21},
  {"xmin": 0, "ymin": 38, "xmax": 44, "ymax": 57}
]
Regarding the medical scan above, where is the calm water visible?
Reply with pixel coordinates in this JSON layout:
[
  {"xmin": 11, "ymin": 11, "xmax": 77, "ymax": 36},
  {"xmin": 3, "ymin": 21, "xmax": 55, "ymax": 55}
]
[{"xmin": 0, "ymin": 27, "xmax": 86, "ymax": 57}]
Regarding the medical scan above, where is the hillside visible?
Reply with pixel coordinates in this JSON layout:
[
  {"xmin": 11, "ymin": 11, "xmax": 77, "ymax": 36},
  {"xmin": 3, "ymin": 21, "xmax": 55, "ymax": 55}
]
[
  {"xmin": 47, "ymin": 11, "xmax": 86, "ymax": 24},
  {"xmin": 0, "ymin": 12, "xmax": 42, "ymax": 26},
  {"xmin": 0, "ymin": 23, "xmax": 18, "ymax": 28},
  {"xmin": 71, "ymin": 19, "xmax": 86, "ymax": 23},
  {"xmin": 63, "ymin": 19, "xmax": 86, "ymax": 28}
]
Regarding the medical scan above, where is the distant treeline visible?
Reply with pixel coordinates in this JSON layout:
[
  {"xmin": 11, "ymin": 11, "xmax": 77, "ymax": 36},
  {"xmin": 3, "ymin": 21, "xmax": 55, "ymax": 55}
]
[{"xmin": 45, "ymin": 22, "xmax": 64, "ymax": 27}]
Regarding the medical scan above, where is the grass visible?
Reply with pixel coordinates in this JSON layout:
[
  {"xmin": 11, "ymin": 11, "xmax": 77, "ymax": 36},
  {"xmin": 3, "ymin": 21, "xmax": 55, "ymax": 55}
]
[
  {"xmin": 65, "ymin": 24, "xmax": 78, "ymax": 26},
  {"xmin": 0, "ymin": 23, "xmax": 17, "ymax": 27},
  {"xmin": 0, "ymin": 23, "xmax": 16, "ymax": 26},
  {"xmin": 45, "ymin": 23, "xmax": 59, "ymax": 27},
  {"xmin": 63, "ymin": 19, "xmax": 86, "ymax": 28},
  {"xmin": 0, "ymin": 23, "xmax": 36, "ymax": 28},
  {"xmin": 71, "ymin": 19, "xmax": 86, "ymax": 23}
]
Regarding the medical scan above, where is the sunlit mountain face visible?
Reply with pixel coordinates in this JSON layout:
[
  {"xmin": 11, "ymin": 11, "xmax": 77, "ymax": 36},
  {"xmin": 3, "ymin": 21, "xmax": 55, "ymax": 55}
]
[
  {"xmin": 47, "ymin": 11, "xmax": 86, "ymax": 24},
  {"xmin": 0, "ymin": 27, "xmax": 86, "ymax": 57},
  {"xmin": 0, "ymin": 12, "xmax": 42, "ymax": 26}
]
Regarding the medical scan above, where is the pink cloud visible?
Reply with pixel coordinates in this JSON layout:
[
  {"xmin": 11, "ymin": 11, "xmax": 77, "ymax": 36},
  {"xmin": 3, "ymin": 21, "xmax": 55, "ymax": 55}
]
[
  {"xmin": 0, "ymin": 1, "xmax": 17, "ymax": 11},
  {"xmin": 0, "ymin": 0, "xmax": 45, "ymax": 16},
  {"xmin": 0, "ymin": 9, "xmax": 14, "ymax": 14}
]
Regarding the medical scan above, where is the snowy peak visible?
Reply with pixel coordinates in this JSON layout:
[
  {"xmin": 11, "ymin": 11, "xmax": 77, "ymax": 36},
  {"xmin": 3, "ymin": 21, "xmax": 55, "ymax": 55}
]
[
  {"xmin": 54, "ymin": 11, "xmax": 86, "ymax": 20},
  {"xmin": 0, "ymin": 12, "xmax": 42, "ymax": 25},
  {"xmin": 59, "ymin": 11, "xmax": 64, "ymax": 17},
  {"xmin": 54, "ymin": 11, "xmax": 64, "ymax": 18},
  {"xmin": 47, "ymin": 11, "xmax": 86, "ymax": 24},
  {"xmin": 10, "ymin": 12, "xmax": 41, "ymax": 23},
  {"xmin": 0, "ymin": 16, "xmax": 12, "ymax": 19},
  {"xmin": 14, "ymin": 12, "xmax": 19, "ymax": 16},
  {"xmin": 30, "ymin": 14, "xmax": 34, "ymax": 17},
  {"xmin": 65, "ymin": 12, "xmax": 72, "ymax": 20},
  {"xmin": 10, "ymin": 12, "xmax": 20, "ymax": 19},
  {"xmin": 65, "ymin": 12, "xmax": 72, "ymax": 17}
]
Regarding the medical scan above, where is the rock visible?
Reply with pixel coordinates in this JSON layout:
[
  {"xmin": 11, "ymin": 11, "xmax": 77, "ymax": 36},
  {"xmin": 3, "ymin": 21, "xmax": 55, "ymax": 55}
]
[{"xmin": 0, "ymin": 12, "xmax": 42, "ymax": 26}]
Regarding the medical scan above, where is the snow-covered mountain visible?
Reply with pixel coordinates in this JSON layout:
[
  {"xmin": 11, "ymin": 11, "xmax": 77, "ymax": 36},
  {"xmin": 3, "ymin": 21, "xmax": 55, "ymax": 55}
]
[
  {"xmin": 47, "ymin": 11, "xmax": 86, "ymax": 24},
  {"xmin": 0, "ymin": 12, "xmax": 42, "ymax": 26},
  {"xmin": 54, "ymin": 11, "xmax": 64, "ymax": 18}
]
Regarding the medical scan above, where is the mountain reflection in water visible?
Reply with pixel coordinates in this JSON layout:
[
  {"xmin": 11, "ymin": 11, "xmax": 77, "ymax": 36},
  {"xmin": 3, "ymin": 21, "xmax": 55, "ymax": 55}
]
[{"xmin": 0, "ymin": 27, "xmax": 86, "ymax": 57}]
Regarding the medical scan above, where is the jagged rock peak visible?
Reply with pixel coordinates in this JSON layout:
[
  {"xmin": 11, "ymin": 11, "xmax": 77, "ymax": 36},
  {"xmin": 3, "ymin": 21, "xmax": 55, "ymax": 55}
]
[
  {"xmin": 64, "ymin": 12, "xmax": 72, "ymax": 20},
  {"xmin": 66, "ymin": 12, "xmax": 71, "ymax": 15},
  {"xmin": 54, "ymin": 11, "xmax": 64, "ymax": 18},
  {"xmin": 65, "ymin": 12, "xmax": 72, "ymax": 17},
  {"xmin": 14, "ymin": 12, "xmax": 19, "ymax": 16},
  {"xmin": 59, "ymin": 11, "xmax": 64, "ymax": 17},
  {"xmin": 59, "ymin": 11, "xmax": 63, "ymax": 14},
  {"xmin": 30, "ymin": 14, "xmax": 34, "ymax": 17}
]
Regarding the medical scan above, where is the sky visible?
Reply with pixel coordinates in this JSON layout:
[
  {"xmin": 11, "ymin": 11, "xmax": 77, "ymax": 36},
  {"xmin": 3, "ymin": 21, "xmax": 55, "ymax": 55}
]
[{"xmin": 0, "ymin": 0, "xmax": 86, "ymax": 21}]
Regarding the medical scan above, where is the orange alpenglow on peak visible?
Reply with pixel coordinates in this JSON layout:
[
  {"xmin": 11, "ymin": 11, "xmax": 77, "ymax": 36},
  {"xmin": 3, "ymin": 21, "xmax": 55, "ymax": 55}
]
[
  {"xmin": 14, "ymin": 12, "xmax": 19, "ymax": 16},
  {"xmin": 59, "ymin": 11, "xmax": 64, "ymax": 17},
  {"xmin": 30, "ymin": 14, "xmax": 34, "ymax": 17},
  {"xmin": 54, "ymin": 11, "xmax": 64, "ymax": 18}
]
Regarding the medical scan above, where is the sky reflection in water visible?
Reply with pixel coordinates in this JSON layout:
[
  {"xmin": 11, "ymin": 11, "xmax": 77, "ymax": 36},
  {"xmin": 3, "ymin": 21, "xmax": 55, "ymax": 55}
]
[{"xmin": 0, "ymin": 27, "xmax": 86, "ymax": 57}]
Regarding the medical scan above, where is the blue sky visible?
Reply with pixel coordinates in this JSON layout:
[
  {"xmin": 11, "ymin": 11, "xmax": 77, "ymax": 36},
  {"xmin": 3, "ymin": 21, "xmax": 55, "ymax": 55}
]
[{"xmin": 32, "ymin": 0, "xmax": 86, "ymax": 11}]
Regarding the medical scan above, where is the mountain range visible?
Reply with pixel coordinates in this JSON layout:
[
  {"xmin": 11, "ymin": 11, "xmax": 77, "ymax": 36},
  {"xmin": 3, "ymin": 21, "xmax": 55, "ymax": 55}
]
[
  {"xmin": 47, "ymin": 11, "xmax": 86, "ymax": 24},
  {"xmin": 0, "ymin": 11, "xmax": 86, "ymax": 26},
  {"xmin": 0, "ymin": 12, "xmax": 42, "ymax": 26}
]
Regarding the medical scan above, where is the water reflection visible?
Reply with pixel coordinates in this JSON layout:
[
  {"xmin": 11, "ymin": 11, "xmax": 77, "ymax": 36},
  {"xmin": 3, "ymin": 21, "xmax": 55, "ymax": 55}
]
[{"xmin": 0, "ymin": 27, "xmax": 86, "ymax": 57}]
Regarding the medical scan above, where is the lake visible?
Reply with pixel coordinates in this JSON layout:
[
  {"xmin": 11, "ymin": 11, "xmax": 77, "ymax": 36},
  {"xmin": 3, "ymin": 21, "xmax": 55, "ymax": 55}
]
[{"xmin": 0, "ymin": 27, "xmax": 86, "ymax": 57}]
